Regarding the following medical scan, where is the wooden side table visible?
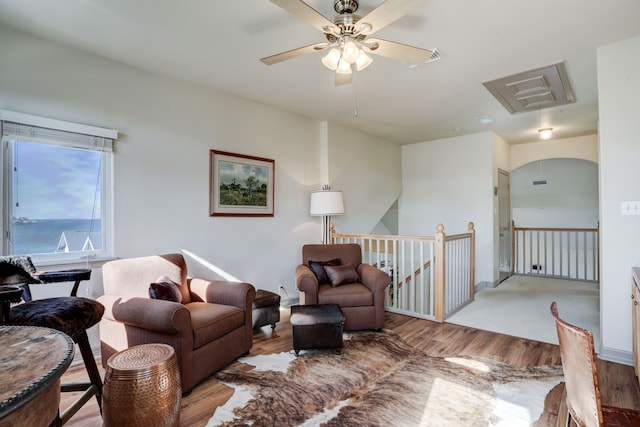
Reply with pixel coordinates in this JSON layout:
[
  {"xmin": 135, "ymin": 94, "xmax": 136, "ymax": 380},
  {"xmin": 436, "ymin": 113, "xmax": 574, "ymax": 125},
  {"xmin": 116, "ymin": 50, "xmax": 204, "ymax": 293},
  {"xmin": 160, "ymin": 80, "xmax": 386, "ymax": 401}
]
[
  {"xmin": 103, "ymin": 343, "xmax": 181, "ymax": 427},
  {"xmin": 0, "ymin": 326, "xmax": 74, "ymax": 427}
]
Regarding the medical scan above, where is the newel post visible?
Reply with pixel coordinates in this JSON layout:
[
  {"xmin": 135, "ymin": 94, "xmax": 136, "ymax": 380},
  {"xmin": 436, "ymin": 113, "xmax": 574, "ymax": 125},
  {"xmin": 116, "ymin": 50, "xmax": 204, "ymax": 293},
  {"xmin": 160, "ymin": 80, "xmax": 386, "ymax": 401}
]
[
  {"xmin": 434, "ymin": 223, "xmax": 446, "ymax": 322},
  {"xmin": 468, "ymin": 222, "xmax": 475, "ymax": 301}
]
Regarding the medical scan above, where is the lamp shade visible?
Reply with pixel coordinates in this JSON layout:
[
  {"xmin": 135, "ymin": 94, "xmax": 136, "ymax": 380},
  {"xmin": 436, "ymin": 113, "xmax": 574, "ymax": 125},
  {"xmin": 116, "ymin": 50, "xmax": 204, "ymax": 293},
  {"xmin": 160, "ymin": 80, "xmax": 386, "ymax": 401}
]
[
  {"xmin": 310, "ymin": 190, "xmax": 344, "ymax": 216},
  {"xmin": 322, "ymin": 48, "xmax": 341, "ymax": 71}
]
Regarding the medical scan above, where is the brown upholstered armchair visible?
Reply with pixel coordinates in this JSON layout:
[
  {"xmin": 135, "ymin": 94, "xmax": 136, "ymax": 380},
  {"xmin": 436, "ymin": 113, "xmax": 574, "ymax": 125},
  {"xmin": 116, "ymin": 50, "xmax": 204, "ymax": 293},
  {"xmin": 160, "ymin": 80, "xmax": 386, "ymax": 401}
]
[
  {"xmin": 295, "ymin": 244, "xmax": 390, "ymax": 330},
  {"xmin": 98, "ymin": 253, "xmax": 255, "ymax": 393}
]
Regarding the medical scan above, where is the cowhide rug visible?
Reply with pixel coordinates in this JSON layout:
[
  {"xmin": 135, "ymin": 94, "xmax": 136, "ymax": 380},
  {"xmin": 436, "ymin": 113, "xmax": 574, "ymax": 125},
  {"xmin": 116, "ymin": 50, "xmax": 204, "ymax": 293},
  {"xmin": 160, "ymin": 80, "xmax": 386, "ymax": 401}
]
[{"xmin": 207, "ymin": 330, "xmax": 563, "ymax": 427}]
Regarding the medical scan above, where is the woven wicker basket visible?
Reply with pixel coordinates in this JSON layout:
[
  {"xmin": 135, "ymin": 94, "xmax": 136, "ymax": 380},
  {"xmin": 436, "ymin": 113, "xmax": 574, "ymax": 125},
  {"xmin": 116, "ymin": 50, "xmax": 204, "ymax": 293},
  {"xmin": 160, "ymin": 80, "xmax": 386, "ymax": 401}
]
[{"xmin": 103, "ymin": 343, "xmax": 181, "ymax": 427}]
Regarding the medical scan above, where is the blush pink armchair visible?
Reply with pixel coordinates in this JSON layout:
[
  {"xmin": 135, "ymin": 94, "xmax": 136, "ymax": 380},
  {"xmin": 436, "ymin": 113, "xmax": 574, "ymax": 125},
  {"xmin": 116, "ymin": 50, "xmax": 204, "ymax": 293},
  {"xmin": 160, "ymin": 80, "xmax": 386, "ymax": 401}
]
[
  {"xmin": 98, "ymin": 253, "xmax": 255, "ymax": 393},
  {"xmin": 295, "ymin": 244, "xmax": 390, "ymax": 331}
]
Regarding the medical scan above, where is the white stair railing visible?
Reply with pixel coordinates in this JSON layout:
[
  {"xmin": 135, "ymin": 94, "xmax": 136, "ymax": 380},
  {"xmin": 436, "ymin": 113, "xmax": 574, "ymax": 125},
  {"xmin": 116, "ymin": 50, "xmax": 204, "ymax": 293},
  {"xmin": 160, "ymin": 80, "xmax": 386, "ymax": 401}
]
[
  {"xmin": 332, "ymin": 222, "xmax": 475, "ymax": 321},
  {"xmin": 512, "ymin": 222, "xmax": 599, "ymax": 282}
]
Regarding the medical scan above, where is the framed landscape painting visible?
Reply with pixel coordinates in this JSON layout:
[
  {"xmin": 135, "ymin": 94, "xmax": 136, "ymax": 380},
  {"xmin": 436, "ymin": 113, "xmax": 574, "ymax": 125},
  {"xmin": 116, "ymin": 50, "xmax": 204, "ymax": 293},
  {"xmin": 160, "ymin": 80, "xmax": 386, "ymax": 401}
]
[{"xmin": 209, "ymin": 150, "xmax": 275, "ymax": 217}]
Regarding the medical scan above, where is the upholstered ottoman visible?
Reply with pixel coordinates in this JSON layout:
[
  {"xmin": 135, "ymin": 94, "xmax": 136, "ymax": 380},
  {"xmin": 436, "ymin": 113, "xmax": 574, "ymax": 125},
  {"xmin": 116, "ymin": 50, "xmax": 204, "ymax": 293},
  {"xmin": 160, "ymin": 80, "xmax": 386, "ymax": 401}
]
[
  {"xmin": 290, "ymin": 304, "xmax": 345, "ymax": 355},
  {"xmin": 252, "ymin": 289, "xmax": 280, "ymax": 330}
]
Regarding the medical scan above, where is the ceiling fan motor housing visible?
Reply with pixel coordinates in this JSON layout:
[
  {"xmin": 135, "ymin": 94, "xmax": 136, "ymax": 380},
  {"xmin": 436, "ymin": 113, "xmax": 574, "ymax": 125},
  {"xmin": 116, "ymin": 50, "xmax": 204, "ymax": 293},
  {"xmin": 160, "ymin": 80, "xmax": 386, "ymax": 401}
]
[{"xmin": 334, "ymin": 0, "xmax": 359, "ymax": 14}]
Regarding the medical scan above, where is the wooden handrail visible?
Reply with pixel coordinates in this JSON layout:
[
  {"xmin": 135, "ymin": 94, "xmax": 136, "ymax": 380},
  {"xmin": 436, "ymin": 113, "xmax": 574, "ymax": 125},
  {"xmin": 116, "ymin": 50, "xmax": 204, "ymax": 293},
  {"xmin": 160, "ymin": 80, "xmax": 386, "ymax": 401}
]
[
  {"xmin": 513, "ymin": 225, "xmax": 598, "ymax": 233},
  {"xmin": 445, "ymin": 232, "xmax": 474, "ymax": 242},
  {"xmin": 332, "ymin": 231, "xmax": 436, "ymax": 242},
  {"xmin": 387, "ymin": 259, "xmax": 432, "ymax": 298}
]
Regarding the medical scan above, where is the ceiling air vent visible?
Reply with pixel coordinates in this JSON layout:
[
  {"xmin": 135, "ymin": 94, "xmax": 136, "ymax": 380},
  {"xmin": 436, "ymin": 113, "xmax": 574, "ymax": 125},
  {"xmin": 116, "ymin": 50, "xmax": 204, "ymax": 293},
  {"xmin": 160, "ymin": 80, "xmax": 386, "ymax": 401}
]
[
  {"xmin": 427, "ymin": 49, "xmax": 442, "ymax": 63},
  {"xmin": 410, "ymin": 49, "xmax": 442, "ymax": 68},
  {"xmin": 532, "ymin": 179, "xmax": 548, "ymax": 186},
  {"xmin": 482, "ymin": 61, "xmax": 575, "ymax": 114}
]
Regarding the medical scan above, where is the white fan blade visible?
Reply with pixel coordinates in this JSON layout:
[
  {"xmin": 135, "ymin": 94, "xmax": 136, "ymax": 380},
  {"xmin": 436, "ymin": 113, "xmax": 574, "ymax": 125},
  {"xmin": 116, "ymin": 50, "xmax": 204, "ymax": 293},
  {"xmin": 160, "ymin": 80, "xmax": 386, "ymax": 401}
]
[
  {"xmin": 363, "ymin": 38, "xmax": 434, "ymax": 66},
  {"xmin": 335, "ymin": 72, "xmax": 352, "ymax": 86},
  {"xmin": 358, "ymin": 0, "xmax": 428, "ymax": 35},
  {"xmin": 270, "ymin": 0, "xmax": 338, "ymax": 33},
  {"xmin": 261, "ymin": 42, "xmax": 328, "ymax": 65}
]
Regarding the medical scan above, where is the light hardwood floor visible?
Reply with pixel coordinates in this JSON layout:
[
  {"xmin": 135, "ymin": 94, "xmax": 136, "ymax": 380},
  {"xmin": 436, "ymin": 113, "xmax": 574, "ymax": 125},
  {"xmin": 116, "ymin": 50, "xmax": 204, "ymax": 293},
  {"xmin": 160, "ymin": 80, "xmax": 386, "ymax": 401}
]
[{"xmin": 60, "ymin": 310, "xmax": 640, "ymax": 426}]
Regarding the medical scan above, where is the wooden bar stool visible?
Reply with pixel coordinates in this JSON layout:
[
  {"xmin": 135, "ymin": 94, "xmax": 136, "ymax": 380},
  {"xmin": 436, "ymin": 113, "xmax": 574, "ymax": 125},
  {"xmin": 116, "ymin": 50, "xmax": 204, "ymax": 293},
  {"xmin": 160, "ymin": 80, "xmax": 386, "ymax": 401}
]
[{"xmin": 0, "ymin": 256, "xmax": 104, "ymax": 425}]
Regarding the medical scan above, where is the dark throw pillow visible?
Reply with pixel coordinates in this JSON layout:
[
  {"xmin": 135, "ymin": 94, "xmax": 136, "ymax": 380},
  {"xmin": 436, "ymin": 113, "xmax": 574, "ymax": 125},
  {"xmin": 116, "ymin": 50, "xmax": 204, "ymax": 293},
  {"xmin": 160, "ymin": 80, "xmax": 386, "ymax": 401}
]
[
  {"xmin": 149, "ymin": 276, "xmax": 182, "ymax": 303},
  {"xmin": 324, "ymin": 263, "xmax": 360, "ymax": 287},
  {"xmin": 308, "ymin": 258, "xmax": 342, "ymax": 285}
]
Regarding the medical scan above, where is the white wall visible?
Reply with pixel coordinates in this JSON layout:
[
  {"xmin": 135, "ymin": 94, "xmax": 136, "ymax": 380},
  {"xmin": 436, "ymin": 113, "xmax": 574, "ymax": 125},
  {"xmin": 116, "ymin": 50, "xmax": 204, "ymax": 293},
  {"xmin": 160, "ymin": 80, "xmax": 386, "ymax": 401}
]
[
  {"xmin": 511, "ymin": 135, "xmax": 599, "ymax": 229},
  {"xmin": 328, "ymin": 123, "xmax": 402, "ymax": 235},
  {"xmin": 597, "ymin": 34, "xmax": 640, "ymax": 363},
  {"xmin": 400, "ymin": 132, "xmax": 495, "ymax": 285},
  {"xmin": 0, "ymin": 25, "xmax": 395, "ymax": 300},
  {"xmin": 512, "ymin": 158, "xmax": 599, "ymax": 228},
  {"xmin": 511, "ymin": 135, "xmax": 598, "ymax": 171}
]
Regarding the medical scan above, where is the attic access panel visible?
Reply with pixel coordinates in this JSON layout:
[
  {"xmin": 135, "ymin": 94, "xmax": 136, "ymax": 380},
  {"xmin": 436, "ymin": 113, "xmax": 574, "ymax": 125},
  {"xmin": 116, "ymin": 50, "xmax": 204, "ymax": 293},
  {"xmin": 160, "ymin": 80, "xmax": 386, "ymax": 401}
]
[{"xmin": 483, "ymin": 61, "xmax": 576, "ymax": 114}]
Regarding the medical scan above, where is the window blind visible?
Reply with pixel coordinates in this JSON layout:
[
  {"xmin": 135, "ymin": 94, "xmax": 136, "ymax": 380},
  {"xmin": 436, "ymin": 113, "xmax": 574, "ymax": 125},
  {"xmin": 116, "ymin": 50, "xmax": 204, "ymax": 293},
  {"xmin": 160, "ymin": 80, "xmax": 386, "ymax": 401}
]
[{"xmin": 0, "ymin": 110, "xmax": 117, "ymax": 152}]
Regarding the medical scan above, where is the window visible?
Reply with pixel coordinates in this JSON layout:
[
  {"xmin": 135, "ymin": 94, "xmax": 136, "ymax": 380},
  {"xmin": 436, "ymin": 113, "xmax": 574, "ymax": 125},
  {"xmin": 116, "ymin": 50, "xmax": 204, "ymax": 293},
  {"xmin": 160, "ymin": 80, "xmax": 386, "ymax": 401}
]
[{"xmin": 1, "ymin": 110, "xmax": 117, "ymax": 264}]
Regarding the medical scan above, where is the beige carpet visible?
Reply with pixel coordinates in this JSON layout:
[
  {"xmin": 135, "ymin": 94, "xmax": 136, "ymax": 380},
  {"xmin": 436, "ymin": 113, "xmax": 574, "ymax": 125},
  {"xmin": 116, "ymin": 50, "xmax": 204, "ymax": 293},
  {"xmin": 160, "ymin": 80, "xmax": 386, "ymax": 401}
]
[
  {"xmin": 207, "ymin": 330, "xmax": 563, "ymax": 427},
  {"xmin": 446, "ymin": 275, "xmax": 600, "ymax": 351}
]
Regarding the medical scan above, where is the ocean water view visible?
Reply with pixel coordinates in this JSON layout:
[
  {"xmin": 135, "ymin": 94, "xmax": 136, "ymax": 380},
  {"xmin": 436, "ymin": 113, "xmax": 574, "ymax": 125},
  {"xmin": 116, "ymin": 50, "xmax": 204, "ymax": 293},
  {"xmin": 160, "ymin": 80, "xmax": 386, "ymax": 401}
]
[{"xmin": 10, "ymin": 219, "xmax": 101, "ymax": 255}]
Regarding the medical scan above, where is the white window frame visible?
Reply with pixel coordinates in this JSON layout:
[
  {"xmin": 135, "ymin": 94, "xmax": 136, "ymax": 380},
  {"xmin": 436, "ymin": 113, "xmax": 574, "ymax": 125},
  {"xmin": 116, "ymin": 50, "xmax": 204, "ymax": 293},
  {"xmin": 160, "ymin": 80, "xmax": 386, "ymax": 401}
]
[{"xmin": 0, "ymin": 110, "xmax": 117, "ymax": 266}]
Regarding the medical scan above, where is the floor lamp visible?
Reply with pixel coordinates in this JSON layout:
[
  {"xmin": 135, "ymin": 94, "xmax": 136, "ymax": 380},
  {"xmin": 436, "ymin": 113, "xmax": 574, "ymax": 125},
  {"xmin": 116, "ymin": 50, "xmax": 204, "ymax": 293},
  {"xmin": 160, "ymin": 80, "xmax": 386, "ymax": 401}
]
[{"xmin": 310, "ymin": 189, "xmax": 344, "ymax": 244}]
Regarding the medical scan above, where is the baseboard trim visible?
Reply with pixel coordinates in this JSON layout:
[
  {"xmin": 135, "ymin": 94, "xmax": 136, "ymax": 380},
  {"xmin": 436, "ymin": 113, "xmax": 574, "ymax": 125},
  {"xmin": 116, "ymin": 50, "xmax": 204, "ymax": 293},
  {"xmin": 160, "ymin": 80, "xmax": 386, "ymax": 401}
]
[
  {"xmin": 475, "ymin": 281, "xmax": 495, "ymax": 292},
  {"xmin": 280, "ymin": 297, "xmax": 299, "ymax": 308},
  {"xmin": 598, "ymin": 345, "xmax": 634, "ymax": 366}
]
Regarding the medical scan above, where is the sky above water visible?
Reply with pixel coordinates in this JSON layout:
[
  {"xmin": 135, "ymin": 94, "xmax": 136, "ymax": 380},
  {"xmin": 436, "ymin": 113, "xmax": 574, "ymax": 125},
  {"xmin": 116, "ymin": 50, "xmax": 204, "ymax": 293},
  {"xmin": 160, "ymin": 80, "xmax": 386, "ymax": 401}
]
[{"xmin": 11, "ymin": 140, "xmax": 102, "ymax": 220}]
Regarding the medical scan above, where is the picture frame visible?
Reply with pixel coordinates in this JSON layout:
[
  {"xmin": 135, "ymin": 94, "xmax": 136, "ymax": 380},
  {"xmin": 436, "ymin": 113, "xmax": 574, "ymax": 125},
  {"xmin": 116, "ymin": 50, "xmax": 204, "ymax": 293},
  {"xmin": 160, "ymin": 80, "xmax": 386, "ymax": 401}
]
[{"xmin": 209, "ymin": 150, "xmax": 275, "ymax": 217}]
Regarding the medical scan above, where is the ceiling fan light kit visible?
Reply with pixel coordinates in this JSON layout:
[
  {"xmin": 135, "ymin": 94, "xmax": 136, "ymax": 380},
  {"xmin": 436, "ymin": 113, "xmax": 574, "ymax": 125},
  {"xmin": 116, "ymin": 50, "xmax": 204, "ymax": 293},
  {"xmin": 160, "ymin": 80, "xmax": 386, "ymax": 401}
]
[{"xmin": 263, "ymin": 0, "xmax": 435, "ymax": 85}]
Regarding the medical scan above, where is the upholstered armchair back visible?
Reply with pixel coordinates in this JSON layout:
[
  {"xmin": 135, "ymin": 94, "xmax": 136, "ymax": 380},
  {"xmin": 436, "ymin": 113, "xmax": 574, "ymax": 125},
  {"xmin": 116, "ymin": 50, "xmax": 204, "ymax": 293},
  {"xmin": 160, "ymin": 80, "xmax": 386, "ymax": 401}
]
[
  {"xmin": 102, "ymin": 253, "xmax": 191, "ymax": 304},
  {"xmin": 302, "ymin": 244, "xmax": 362, "ymax": 267}
]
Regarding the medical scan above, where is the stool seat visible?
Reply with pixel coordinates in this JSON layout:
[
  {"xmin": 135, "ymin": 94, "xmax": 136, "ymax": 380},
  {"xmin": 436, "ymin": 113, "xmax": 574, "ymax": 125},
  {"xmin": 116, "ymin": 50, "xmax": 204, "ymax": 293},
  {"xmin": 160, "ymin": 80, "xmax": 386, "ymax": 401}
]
[
  {"xmin": 253, "ymin": 290, "xmax": 280, "ymax": 308},
  {"xmin": 8, "ymin": 296, "xmax": 105, "ymax": 424},
  {"xmin": 9, "ymin": 297, "xmax": 104, "ymax": 339},
  {"xmin": 252, "ymin": 289, "xmax": 280, "ymax": 331}
]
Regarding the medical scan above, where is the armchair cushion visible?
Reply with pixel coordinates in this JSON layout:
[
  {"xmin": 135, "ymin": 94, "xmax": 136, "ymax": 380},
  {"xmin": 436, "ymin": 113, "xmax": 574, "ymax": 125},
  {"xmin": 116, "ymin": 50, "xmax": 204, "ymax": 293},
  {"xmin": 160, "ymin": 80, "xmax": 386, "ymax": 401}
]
[
  {"xmin": 149, "ymin": 277, "xmax": 182, "ymax": 302},
  {"xmin": 324, "ymin": 263, "xmax": 360, "ymax": 287},
  {"xmin": 317, "ymin": 283, "xmax": 374, "ymax": 307},
  {"xmin": 308, "ymin": 258, "xmax": 342, "ymax": 285},
  {"xmin": 187, "ymin": 302, "xmax": 245, "ymax": 348}
]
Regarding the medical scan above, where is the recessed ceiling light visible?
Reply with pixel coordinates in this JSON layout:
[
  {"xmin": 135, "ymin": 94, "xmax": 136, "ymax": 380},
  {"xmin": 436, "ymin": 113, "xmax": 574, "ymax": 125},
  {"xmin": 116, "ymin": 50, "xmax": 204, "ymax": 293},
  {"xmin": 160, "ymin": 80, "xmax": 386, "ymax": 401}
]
[{"xmin": 475, "ymin": 115, "xmax": 493, "ymax": 124}]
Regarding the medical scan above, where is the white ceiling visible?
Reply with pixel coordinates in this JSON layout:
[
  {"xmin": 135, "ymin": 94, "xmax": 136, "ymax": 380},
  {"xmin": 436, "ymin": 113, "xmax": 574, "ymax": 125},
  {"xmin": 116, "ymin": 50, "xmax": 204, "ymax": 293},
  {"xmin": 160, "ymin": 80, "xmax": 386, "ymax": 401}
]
[{"xmin": 0, "ymin": 0, "xmax": 639, "ymax": 145}]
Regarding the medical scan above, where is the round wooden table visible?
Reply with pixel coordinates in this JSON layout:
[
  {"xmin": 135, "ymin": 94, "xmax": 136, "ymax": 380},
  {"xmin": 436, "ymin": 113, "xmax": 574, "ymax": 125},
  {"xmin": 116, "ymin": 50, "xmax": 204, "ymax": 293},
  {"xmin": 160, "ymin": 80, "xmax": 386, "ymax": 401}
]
[{"xmin": 0, "ymin": 325, "xmax": 74, "ymax": 427}]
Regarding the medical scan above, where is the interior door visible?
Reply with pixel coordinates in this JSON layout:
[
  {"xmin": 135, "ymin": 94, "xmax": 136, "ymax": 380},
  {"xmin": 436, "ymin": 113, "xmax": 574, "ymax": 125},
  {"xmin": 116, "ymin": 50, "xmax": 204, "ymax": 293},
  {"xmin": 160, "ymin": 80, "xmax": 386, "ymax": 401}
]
[{"xmin": 498, "ymin": 169, "xmax": 512, "ymax": 282}]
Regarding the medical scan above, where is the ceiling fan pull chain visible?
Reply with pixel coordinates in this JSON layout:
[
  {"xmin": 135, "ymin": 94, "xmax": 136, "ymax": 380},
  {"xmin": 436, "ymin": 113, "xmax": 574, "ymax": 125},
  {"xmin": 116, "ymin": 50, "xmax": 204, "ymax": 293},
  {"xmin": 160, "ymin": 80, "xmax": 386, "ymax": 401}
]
[{"xmin": 353, "ymin": 76, "xmax": 359, "ymax": 117}]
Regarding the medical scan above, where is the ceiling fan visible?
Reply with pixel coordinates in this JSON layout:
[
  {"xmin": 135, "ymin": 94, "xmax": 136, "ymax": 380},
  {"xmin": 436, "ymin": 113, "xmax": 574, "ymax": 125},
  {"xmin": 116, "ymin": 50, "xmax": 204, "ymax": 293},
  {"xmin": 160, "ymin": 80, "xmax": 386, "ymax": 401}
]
[{"xmin": 261, "ymin": 0, "xmax": 438, "ymax": 85}]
